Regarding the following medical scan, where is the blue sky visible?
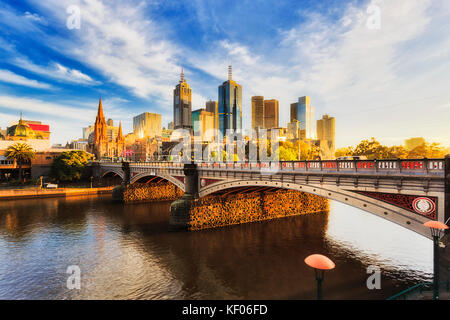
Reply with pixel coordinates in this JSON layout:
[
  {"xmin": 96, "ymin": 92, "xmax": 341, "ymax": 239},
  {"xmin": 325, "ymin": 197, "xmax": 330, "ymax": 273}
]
[{"xmin": 0, "ymin": 0, "xmax": 449, "ymax": 148}]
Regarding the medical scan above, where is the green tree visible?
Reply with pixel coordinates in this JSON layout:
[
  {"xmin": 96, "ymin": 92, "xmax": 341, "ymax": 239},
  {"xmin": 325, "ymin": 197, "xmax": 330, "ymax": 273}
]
[
  {"xmin": 5, "ymin": 143, "xmax": 35, "ymax": 182},
  {"xmin": 335, "ymin": 147, "xmax": 354, "ymax": 158},
  {"xmin": 50, "ymin": 151, "xmax": 92, "ymax": 182}
]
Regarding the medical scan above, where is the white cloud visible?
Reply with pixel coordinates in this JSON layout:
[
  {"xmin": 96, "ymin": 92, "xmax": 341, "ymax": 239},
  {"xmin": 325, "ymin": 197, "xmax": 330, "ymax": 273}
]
[
  {"xmin": 15, "ymin": 0, "xmax": 450, "ymax": 148},
  {"xmin": 0, "ymin": 69, "xmax": 52, "ymax": 89},
  {"xmin": 11, "ymin": 57, "xmax": 99, "ymax": 85},
  {"xmin": 31, "ymin": 0, "xmax": 188, "ymax": 106},
  {"xmin": 188, "ymin": 0, "xmax": 450, "ymax": 147},
  {"xmin": 24, "ymin": 11, "xmax": 48, "ymax": 25},
  {"xmin": 0, "ymin": 95, "xmax": 93, "ymax": 121}
]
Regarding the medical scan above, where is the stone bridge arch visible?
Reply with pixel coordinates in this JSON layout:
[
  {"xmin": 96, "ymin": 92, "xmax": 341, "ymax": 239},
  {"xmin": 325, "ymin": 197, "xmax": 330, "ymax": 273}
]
[
  {"xmin": 130, "ymin": 171, "xmax": 185, "ymax": 192},
  {"xmin": 101, "ymin": 169, "xmax": 124, "ymax": 180},
  {"xmin": 199, "ymin": 179, "xmax": 434, "ymax": 238}
]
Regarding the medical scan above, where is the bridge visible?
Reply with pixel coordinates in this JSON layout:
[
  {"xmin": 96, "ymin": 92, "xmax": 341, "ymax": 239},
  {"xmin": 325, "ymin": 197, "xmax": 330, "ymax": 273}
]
[{"xmin": 96, "ymin": 157, "xmax": 450, "ymax": 238}]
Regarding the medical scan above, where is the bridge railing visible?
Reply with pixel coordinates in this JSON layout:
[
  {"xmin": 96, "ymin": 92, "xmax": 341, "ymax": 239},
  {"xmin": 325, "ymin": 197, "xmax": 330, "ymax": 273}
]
[{"xmin": 99, "ymin": 159, "xmax": 445, "ymax": 176}]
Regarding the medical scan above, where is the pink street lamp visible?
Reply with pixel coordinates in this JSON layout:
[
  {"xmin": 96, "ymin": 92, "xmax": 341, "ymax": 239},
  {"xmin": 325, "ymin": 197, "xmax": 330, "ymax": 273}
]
[
  {"xmin": 305, "ymin": 254, "xmax": 335, "ymax": 300},
  {"xmin": 423, "ymin": 220, "xmax": 449, "ymax": 300}
]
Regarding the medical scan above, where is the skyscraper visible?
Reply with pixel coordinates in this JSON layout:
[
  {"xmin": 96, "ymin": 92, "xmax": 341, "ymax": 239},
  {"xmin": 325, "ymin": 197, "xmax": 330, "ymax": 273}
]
[
  {"xmin": 191, "ymin": 109, "xmax": 215, "ymax": 142},
  {"xmin": 290, "ymin": 96, "xmax": 315, "ymax": 139},
  {"xmin": 173, "ymin": 69, "xmax": 192, "ymax": 132},
  {"xmin": 205, "ymin": 100, "xmax": 219, "ymax": 131},
  {"xmin": 133, "ymin": 112, "xmax": 162, "ymax": 139},
  {"xmin": 264, "ymin": 99, "xmax": 279, "ymax": 129},
  {"xmin": 218, "ymin": 65, "xmax": 242, "ymax": 137},
  {"xmin": 251, "ymin": 96, "xmax": 264, "ymax": 130},
  {"xmin": 317, "ymin": 114, "xmax": 335, "ymax": 159}
]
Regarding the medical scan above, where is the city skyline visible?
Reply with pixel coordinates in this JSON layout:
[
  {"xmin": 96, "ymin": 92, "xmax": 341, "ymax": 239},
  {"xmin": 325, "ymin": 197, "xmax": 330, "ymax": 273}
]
[{"xmin": 0, "ymin": 1, "xmax": 449, "ymax": 148}]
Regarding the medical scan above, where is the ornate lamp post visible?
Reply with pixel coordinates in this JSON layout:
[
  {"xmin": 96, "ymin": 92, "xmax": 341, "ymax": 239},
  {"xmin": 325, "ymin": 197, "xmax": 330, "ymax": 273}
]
[
  {"xmin": 423, "ymin": 220, "xmax": 449, "ymax": 300},
  {"xmin": 305, "ymin": 254, "xmax": 335, "ymax": 300}
]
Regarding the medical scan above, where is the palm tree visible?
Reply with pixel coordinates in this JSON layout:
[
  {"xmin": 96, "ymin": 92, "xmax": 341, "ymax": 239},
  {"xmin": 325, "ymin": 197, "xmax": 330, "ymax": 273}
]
[{"xmin": 5, "ymin": 143, "xmax": 35, "ymax": 183}]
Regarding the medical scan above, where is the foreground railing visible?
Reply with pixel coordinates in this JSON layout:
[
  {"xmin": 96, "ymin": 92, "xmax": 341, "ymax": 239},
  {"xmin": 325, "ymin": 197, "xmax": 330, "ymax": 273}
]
[{"xmin": 387, "ymin": 281, "xmax": 450, "ymax": 300}]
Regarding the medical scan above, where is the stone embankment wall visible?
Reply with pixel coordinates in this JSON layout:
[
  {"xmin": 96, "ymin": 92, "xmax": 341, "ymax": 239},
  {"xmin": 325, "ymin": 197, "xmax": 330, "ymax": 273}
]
[
  {"xmin": 188, "ymin": 189, "xmax": 329, "ymax": 230},
  {"xmin": 123, "ymin": 182, "xmax": 183, "ymax": 203}
]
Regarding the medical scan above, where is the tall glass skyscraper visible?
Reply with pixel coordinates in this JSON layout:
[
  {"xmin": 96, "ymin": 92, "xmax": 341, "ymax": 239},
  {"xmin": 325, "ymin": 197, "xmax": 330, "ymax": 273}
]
[
  {"xmin": 290, "ymin": 96, "xmax": 315, "ymax": 139},
  {"xmin": 218, "ymin": 65, "xmax": 242, "ymax": 137}
]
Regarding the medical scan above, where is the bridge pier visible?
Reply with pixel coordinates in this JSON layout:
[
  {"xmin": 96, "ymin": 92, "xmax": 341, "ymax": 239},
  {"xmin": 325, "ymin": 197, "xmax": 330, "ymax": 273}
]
[{"xmin": 169, "ymin": 163, "xmax": 198, "ymax": 231}]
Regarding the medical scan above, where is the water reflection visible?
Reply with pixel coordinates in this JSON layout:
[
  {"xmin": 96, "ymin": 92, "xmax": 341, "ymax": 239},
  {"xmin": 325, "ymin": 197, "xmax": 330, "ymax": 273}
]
[{"xmin": 0, "ymin": 195, "xmax": 433, "ymax": 299}]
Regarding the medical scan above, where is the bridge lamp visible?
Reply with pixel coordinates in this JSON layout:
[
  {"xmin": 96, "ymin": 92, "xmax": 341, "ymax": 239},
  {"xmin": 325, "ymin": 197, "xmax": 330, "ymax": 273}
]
[
  {"xmin": 305, "ymin": 254, "xmax": 335, "ymax": 300},
  {"xmin": 423, "ymin": 220, "xmax": 449, "ymax": 300}
]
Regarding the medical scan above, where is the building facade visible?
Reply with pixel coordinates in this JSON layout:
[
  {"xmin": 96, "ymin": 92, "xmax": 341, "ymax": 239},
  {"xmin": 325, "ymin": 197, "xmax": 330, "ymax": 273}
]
[
  {"xmin": 317, "ymin": 114, "xmax": 335, "ymax": 159},
  {"xmin": 192, "ymin": 109, "xmax": 215, "ymax": 142},
  {"xmin": 264, "ymin": 99, "xmax": 279, "ymax": 129},
  {"xmin": 251, "ymin": 96, "xmax": 264, "ymax": 130},
  {"xmin": 133, "ymin": 112, "xmax": 162, "ymax": 139},
  {"xmin": 218, "ymin": 65, "xmax": 242, "ymax": 137},
  {"xmin": 173, "ymin": 69, "xmax": 192, "ymax": 132},
  {"xmin": 205, "ymin": 100, "xmax": 219, "ymax": 131},
  {"xmin": 291, "ymin": 96, "xmax": 315, "ymax": 139}
]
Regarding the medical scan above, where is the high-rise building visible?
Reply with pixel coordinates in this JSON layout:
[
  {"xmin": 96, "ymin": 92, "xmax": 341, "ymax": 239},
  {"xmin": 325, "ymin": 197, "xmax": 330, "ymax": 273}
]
[
  {"xmin": 173, "ymin": 69, "xmax": 192, "ymax": 132},
  {"xmin": 191, "ymin": 109, "xmax": 215, "ymax": 142},
  {"xmin": 205, "ymin": 100, "xmax": 219, "ymax": 131},
  {"xmin": 317, "ymin": 114, "xmax": 335, "ymax": 160},
  {"xmin": 290, "ymin": 96, "xmax": 315, "ymax": 139},
  {"xmin": 251, "ymin": 96, "xmax": 264, "ymax": 130},
  {"xmin": 133, "ymin": 112, "xmax": 162, "ymax": 139},
  {"xmin": 317, "ymin": 114, "xmax": 335, "ymax": 142},
  {"xmin": 218, "ymin": 65, "xmax": 242, "ymax": 137},
  {"xmin": 264, "ymin": 99, "xmax": 279, "ymax": 129}
]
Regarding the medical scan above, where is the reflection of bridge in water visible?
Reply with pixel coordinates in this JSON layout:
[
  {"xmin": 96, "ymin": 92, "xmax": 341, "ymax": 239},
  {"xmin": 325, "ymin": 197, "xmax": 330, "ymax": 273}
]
[{"xmin": 97, "ymin": 157, "xmax": 449, "ymax": 238}]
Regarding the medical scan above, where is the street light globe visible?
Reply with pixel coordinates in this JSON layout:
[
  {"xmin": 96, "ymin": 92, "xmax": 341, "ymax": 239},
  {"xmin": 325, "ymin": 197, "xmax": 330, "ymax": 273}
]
[{"xmin": 305, "ymin": 254, "xmax": 335, "ymax": 270}]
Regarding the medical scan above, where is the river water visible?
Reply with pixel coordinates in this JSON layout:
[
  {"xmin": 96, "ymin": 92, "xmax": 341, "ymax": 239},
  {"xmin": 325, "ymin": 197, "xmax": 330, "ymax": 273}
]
[{"xmin": 0, "ymin": 195, "xmax": 433, "ymax": 299}]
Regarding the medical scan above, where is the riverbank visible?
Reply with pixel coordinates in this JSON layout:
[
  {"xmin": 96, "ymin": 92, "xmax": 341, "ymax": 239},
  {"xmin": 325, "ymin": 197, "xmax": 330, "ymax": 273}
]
[{"xmin": 0, "ymin": 186, "xmax": 114, "ymax": 200}]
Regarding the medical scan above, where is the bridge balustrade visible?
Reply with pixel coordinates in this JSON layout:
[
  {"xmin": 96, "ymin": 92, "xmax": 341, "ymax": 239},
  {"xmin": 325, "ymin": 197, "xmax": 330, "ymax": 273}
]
[{"xmin": 101, "ymin": 158, "xmax": 445, "ymax": 177}]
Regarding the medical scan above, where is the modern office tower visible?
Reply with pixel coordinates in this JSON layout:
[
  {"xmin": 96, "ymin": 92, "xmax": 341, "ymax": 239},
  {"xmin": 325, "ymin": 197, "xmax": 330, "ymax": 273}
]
[
  {"xmin": 290, "ymin": 96, "xmax": 315, "ymax": 139},
  {"xmin": 287, "ymin": 121, "xmax": 300, "ymax": 139},
  {"xmin": 317, "ymin": 114, "xmax": 335, "ymax": 159},
  {"xmin": 191, "ymin": 109, "xmax": 215, "ymax": 142},
  {"xmin": 317, "ymin": 114, "xmax": 335, "ymax": 142},
  {"xmin": 264, "ymin": 99, "xmax": 279, "ymax": 129},
  {"xmin": 133, "ymin": 112, "xmax": 162, "ymax": 139},
  {"xmin": 205, "ymin": 100, "xmax": 219, "ymax": 131},
  {"xmin": 218, "ymin": 65, "xmax": 242, "ymax": 137},
  {"xmin": 173, "ymin": 69, "xmax": 192, "ymax": 132},
  {"xmin": 251, "ymin": 96, "xmax": 265, "ymax": 130}
]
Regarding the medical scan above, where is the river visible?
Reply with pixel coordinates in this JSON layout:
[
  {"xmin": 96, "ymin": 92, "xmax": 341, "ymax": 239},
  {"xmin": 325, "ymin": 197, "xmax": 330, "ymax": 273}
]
[{"xmin": 0, "ymin": 195, "xmax": 433, "ymax": 299}]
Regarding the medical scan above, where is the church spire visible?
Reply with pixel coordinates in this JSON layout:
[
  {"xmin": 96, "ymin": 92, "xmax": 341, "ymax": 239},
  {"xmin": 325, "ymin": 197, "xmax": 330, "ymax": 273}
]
[
  {"xmin": 97, "ymin": 97, "xmax": 105, "ymax": 120},
  {"xmin": 117, "ymin": 121, "xmax": 124, "ymax": 141}
]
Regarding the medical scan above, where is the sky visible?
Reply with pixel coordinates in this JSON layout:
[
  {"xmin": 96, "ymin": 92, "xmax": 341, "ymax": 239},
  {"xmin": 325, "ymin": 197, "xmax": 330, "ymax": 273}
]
[{"xmin": 0, "ymin": 0, "xmax": 449, "ymax": 148}]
